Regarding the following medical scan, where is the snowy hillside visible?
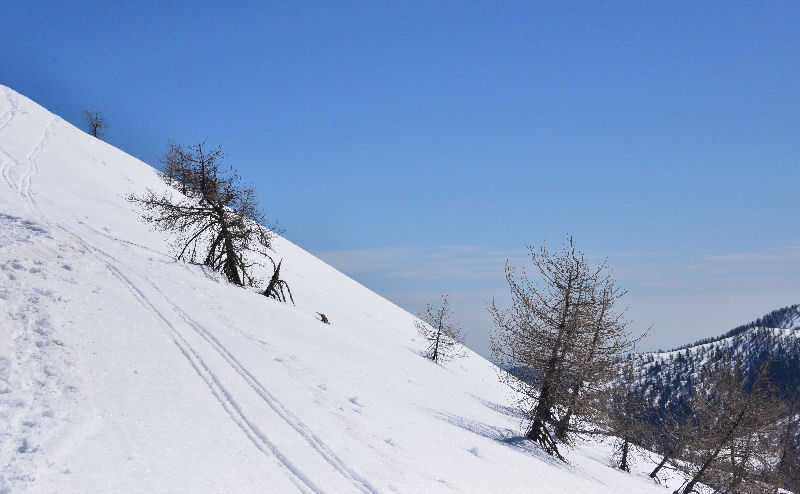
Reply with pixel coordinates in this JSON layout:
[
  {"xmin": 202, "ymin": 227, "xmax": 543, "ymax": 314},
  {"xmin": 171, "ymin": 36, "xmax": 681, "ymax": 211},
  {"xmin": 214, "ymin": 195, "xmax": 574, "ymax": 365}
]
[{"xmin": 0, "ymin": 85, "xmax": 680, "ymax": 493}]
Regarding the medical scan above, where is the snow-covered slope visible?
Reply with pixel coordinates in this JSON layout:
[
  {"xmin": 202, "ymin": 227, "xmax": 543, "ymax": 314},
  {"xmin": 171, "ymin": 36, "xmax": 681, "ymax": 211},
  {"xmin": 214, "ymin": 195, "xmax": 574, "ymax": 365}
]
[{"xmin": 0, "ymin": 85, "xmax": 680, "ymax": 493}]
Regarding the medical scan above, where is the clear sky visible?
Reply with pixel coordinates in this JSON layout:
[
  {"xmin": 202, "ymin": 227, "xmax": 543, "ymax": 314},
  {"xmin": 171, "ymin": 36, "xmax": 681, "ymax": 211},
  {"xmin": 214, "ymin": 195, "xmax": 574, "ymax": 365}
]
[{"xmin": 3, "ymin": 1, "xmax": 799, "ymax": 356}]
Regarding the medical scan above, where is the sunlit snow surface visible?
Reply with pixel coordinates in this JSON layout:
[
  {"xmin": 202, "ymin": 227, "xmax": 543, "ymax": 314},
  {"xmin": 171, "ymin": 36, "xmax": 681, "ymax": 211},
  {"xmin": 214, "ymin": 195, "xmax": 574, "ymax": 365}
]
[{"xmin": 0, "ymin": 85, "xmax": 686, "ymax": 493}]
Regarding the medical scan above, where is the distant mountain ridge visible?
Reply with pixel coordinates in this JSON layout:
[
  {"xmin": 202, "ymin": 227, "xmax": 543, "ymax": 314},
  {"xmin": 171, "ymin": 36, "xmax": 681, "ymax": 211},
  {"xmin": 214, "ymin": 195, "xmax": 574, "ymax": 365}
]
[
  {"xmin": 664, "ymin": 304, "xmax": 800, "ymax": 353},
  {"xmin": 635, "ymin": 304, "xmax": 800, "ymax": 410}
]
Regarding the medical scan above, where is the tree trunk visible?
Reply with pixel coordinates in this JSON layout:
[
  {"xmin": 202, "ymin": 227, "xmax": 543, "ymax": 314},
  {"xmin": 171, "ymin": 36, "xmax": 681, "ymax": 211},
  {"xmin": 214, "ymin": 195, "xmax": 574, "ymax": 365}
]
[
  {"xmin": 526, "ymin": 373, "xmax": 563, "ymax": 458},
  {"xmin": 540, "ymin": 278, "xmax": 573, "ymax": 446},
  {"xmin": 432, "ymin": 329, "xmax": 441, "ymax": 362},
  {"xmin": 262, "ymin": 260, "xmax": 282, "ymax": 299},
  {"xmin": 432, "ymin": 309, "xmax": 444, "ymax": 362},
  {"xmin": 678, "ymin": 448, "xmax": 721, "ymax": 494},
  {"xmin": 554, "ymin": 382, "xmax": 579, "ymax": 441},
  {"xmin": 619, "ymin": 436, "xmax": 631, "ymax": 472},
  {"xmin": 677, "ymin": 409, "xmax": 745, "ymax": 494},
  {"xmin": 650, "ymin": 454, "xmax": 670, "ymax": 479},
  {"xmin": 221, "ymin": 229, "xmax": 242, "ymax": 285},
  {"xmin": 557, "ymin": 301, "xmax": 607, "ymax": 441}
]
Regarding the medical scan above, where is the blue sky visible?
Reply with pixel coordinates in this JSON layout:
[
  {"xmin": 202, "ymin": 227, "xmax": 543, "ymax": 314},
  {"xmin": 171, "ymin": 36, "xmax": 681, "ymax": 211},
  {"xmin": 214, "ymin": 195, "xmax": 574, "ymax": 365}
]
[{"xmin": 3, "ymin": 1, "xmax": 799, "ymax": 355}]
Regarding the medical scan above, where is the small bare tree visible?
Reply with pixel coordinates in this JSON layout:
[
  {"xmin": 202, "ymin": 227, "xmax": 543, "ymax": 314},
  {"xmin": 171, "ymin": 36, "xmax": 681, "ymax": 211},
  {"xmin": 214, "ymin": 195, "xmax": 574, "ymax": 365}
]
[
  {"xmin": 84, "ymin": 110, "xmax": 106, "ymax": 138},
  {"xmin": 603, "ymin": 359, "xmax": 650, "ymax": 472},
  {"xmin": 129, "ymin": 141, "xmax": 291, "ymax": 299},
  {"xmin": 415, "ymin": 293, "xmax": 466, "ymax": 364},
  {"xmin": 646, "ymin": 404, "xmax": 693, "ymax": 482},
  {"xmin": 161, "ymin": 140, "xmax": 195, "ymax": 195},
  {"xmin": 262, "ymin": 258, "xmax": 294, "ymax": 304}
]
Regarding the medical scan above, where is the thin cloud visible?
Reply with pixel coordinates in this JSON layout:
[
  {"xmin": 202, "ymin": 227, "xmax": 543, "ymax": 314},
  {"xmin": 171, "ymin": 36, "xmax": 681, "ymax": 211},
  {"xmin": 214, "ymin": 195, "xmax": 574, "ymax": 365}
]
[
  {"xmin": 703, "ymin": 247, "xmax": 800, "ymax": 262},
  {"xmin": 313, "ymin": 245, "xmax": 527, "ymax": 281},
  {"xmin": 311, "ymin": 247, "xmax": 418, "ymax": 273}
]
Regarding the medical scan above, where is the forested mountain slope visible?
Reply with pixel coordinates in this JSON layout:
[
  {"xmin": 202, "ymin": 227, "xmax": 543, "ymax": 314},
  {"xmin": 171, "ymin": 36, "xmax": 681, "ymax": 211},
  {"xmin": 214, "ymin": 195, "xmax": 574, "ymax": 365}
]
[{"xmin": 636, "ymin": 304, "xmax": 800, "ymax": 408}]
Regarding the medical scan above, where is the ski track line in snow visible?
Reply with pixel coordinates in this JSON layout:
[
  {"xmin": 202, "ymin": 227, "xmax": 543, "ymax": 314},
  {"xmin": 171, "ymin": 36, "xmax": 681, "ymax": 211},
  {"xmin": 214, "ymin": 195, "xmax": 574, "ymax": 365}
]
[
  {"xmin": 0, "ymin": 104, "xmax": 13, "ymax": 134},
  {"xmin": 19, "ymin": 116, "xmax": 56, "ymax": 202},
  {"xmin": 0, "ymin": 150, "xmax": 17, "ymax": 193},
  {"xmin": 148, "ymin": 284, "xmax": 381, "ymax": 494},
  {"xmin": 90, "ymin": 228, "xmax": 173, "ymax": 259},
  {"xmin": 54, "ymin": 226, "xmax": 325, "ymax": 494},
  {"xmin": 0, "ymin": 114, "xmax": 56, "ymax": 215},
  {"xmin": 0, "ymin": 90, "xmax": 23, "ymax": 192},
  {"xmin": 83, "ymin": 230, "xmax": 379, "ymax": 494},
  {"xmin": 0, "ymin": 89, "xmax": 20, "ymax": 136},
  {"xmin": 76, "ymin": 215, "xmax": 380, "ymax": 492}
]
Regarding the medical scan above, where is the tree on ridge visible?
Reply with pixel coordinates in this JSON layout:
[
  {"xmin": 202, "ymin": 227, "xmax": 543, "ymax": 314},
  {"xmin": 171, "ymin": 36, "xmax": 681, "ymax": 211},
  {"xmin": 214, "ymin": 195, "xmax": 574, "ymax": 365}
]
[{"xmin": 84, "ymin": 110, "xmax": 106, "ymax": 138}]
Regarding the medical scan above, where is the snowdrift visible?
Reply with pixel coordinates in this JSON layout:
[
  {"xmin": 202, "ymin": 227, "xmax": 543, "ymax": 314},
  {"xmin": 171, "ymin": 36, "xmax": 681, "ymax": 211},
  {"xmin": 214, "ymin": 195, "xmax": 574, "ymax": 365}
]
[{"xmin": 0, "ymin": 85, "xmax": 679, "ymax": 493}]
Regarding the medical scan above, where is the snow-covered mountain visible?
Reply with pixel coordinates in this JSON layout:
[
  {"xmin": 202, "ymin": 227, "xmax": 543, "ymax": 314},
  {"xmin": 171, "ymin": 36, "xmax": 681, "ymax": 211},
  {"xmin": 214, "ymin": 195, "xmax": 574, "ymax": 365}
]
[
  {"xmin": 0, "ymin": 85, "xmax": 682, "ymax": 493},
  {"xmin": 634, "ymin": 304, "xmax": 800, "ymax": 411}
]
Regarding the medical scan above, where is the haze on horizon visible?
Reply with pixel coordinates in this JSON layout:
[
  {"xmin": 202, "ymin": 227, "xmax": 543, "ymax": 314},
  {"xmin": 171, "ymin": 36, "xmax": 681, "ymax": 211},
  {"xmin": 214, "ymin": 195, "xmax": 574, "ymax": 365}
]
[{"xmin": 2, "ymin": 1, "xmax": 798, "ymax": 356}]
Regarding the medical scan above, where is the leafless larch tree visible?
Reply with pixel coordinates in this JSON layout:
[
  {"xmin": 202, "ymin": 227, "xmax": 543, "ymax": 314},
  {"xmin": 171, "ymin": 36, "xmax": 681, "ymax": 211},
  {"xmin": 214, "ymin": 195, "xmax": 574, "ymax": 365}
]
[
  {"xmin": 84, "ymin": 110, "xmax": 106, "ymax": 138},
  {"xmin": 129, "ymin": 141, "xmax": 291, "ymax": 300},
  {"xmin": 767, "ymin": 395, "xmax": 800, "ymax": 494},
  {"xmin": 601, "ymin": 358, "xmax": 650, "ymax": 472},
  {"xmin": 674, "ymin": 359, "xmax": 785, "ymax": 494},
  {"xmin": 415, "ymin": 293, "xmax": 466, "ymax": 364},
  {"xmin": 490, "ymin": 237, "xmax": 642, "ymax": 459},
  {"xmin": 645, "ymin": 402, "xmax": 693, "ymax": 482}
]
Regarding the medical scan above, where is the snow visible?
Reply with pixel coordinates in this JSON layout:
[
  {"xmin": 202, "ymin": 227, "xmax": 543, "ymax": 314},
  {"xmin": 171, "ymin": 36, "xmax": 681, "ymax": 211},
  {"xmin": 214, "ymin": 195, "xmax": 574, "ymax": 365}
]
[
  {"xmin": 784, "ymin": 307, "xmax": 800, "ymax": 330},
  {"xmin": 0, "ymin": 84, "xmax": 686, "ymax": 493}
]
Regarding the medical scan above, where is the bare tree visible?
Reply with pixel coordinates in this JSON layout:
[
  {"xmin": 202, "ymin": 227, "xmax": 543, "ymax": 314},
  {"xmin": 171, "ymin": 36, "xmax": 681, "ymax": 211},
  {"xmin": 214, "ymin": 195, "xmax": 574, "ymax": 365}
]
[
  {"xmin": 262, "ymin": 257, "xmax": 294, "ymax": 304},
  {"xmin": 766, "ymin": 395, "xmax": 799, "ymax": 494},
  {"xmin": 603, "ymin": 359, "xmax": 650, "ymax": 472},
  {"xmin": 415, "ymin": 293, "xmax": 466, "ymax": 364},
  {"xmin": 490, "ymin": 237, "xmax": 641, "ymax": 459},
  {"xmin": 129, "ymin": 141, "xmax": 290, "ymax": 298},
  {"xmin": 646, "ymin": 404, "xmax": 693, "ymax": 481},
  {"xmin": 161, "ymin": 140, "xmax": 195, "ymax": 195},
  {"xmin": 84, "ymin": 110, "xmax": 106, "ymax": 138},
  {"xmin": 554, "ymin": 282, "xmax": 645, "ymax": 443},
  {"xmin": 675, "ymin": 359, "xmax": 783, "ymax": 494}
]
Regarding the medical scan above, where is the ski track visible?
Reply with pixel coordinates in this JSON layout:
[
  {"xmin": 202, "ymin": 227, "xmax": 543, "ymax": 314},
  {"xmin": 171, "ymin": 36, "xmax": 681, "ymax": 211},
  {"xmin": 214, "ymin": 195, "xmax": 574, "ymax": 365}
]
[
  {"xmin": 74, "ymin": 197, "xmax": 379, "ymax": 492},
  {"xmin": 19, "ymin": 116, "xmax": 56, "ymax": 202},
  {"xmin": 0, "ymin": 90, "xmax": 20, "ymax": 136},
  {"xmin": 55, "ymin": 225, "xmax": 324, "ymax": 494},
  {"xmin": 0, "ymin": 113, "xmax": 56, "ymax": 214},
  {"xmin": 0, "ymin": 91, "xmax": 22, "ymax": 192},
  {"xmin": 93, "ymin": 255, "xmax": 323, "ymax": 494},
  {"xmin": 148, "ymin": 284, "xmax": 381, "ymax": 494},
  {"xmin": 84, "ymin": 232, "xmax": 379, "ymax": 494},
  {"xmin": 0, "ymin": 150, "xmax": 17, "ymax": 193}
]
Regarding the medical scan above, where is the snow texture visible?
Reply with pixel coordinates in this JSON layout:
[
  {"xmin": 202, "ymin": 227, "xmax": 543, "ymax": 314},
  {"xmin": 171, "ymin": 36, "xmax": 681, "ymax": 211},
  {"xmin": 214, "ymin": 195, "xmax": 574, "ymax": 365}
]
[{"xmin": 0, "ymin": 84, "xmax": 687, "ymax": 493}]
